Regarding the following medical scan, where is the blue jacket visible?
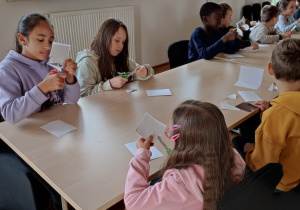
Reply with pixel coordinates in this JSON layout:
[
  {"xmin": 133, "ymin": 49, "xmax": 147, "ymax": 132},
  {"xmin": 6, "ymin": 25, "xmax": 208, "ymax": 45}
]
[{"xmin": 188, "ymin": 27, "xmax": 242, "ymax": 63}]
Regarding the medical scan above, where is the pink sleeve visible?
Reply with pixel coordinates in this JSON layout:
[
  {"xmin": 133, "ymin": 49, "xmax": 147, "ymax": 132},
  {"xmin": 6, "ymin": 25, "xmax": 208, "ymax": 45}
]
[
  {"xmin": 124, "ymin": 148, "xmax": 190, "ymax": 210},
  {"xmin": 232, "ymin": 148, "xmax": 246, "ymax": 182}
]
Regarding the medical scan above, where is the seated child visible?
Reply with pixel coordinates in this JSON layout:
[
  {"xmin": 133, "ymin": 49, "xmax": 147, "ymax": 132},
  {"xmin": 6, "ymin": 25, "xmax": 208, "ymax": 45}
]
[
  {"xmin": 188, "ymin": 2, "xmax": 242, "ymax": 62},
  {"xmin": 294, "ymin": 0, "xmax": 300, "ymax": 20},
  {"xmin": 250, "ymin": 5, "xmax": 291, "ymax": 44},
  {"xmin": 75, "ymin": 18, "xmax": 153, "ymax": 97},
  {"xmin": 245, "ymin": 38, "xmax": 300, "ymax": 192},
  {"xmin": 219, "ymin": 2, "xmax": 259, "ymax": 50},
  {"xmin": 275, "ymin": 0, "xmax": 300, "ymax": 32},
  {"xmin": 125, "ymin": 100, "xmax": 245, "ymax": 210}
]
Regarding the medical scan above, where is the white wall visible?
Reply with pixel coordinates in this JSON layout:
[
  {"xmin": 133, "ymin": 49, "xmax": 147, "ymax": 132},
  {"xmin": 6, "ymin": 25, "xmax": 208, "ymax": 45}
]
[
  {"xmin": 0, "ymin": 0, "xmax": 269, "ymax": 66},
  {"xmin": 0, "ymin": 0, "xmax": 206, "ymax": 66}
]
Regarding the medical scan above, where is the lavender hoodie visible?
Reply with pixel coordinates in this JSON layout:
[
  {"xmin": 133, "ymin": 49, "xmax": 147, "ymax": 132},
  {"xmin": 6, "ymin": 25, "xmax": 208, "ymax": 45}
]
[
  {"xmin": 125, "ymin": 148, "xmax": 245, "ymax": 210},
  {"xmin": 0, "ymin": 50, "xmax": 80, "ymax": 124}
]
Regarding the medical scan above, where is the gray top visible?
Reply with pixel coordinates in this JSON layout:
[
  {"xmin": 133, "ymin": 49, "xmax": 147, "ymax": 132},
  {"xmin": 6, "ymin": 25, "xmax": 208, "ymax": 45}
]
[
  {"xmin": 249, "ymin": 23, "xmax": 283, "ymax": 44},
  {"xmin": 274, "ymin": 14, "xmax": 300, "ymax": 33}
]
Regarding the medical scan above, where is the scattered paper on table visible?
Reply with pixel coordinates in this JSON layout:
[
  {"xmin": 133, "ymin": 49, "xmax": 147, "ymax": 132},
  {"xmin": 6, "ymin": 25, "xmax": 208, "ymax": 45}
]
[
  {"xmin": 49, "ymin": 42, "xmax": 70, "ymax": 64},
  {"xmin": 258, "ymin": 44, "xmax": 270, "ymax": 47},
  {"xmin": 125, "ymin": 142, "xmax": 163, "ymax": 160},
  {"xmin": 227, "ymin": 94, "xmax": 237, "ymax": 99},
  {"xmin": 238, "ymin": 91, "xmax": 262, "ymax": 102},
  {"xmin": 224, "ymin": 54, "xmax": 244, "ymax": 58},
  {"xmin": 221, "ymin": 101, "xmax": 240, "ymax": 111},
  {"xmin": 147, "ymin": 89, "xmax": 172, "ymax": 97},
  {"xmin": 136, "ymin": 113, "xmax": 167, "ymax": 143},
  {"xmin": 126, "ymin": 89, "xmax": 137, "ymax": 93},
  {"xmin": 268, "ymin": 83, "xmax": 278, "ymax": 91},
  {"xmin": 41, "ymin": 120, "xmax": 77, "ymax": 137},
  {"xmin": 234, "ymin": 65, "xmax": 264, "ymax": 89},
  {"xmin": 230, "ymin": 59, "xmax": 238, "ymax": 61}
]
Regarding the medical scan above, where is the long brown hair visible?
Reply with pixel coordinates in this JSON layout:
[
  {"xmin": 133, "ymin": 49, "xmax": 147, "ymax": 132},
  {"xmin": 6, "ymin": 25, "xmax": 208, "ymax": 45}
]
[
  {"xmin": 160, "ymin": 100, "xmax": 235, "ymax": 210},
  {"xmin": 91, "ymin": 18, "xmax": 129, "ymax": 81}
]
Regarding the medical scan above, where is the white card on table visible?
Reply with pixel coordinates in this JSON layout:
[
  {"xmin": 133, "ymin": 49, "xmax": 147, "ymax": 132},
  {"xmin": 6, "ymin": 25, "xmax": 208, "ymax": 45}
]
[
  {"xmin": 146, "ymin": 89, "xmax": 172, "ymax": 97},
  {"xmin": 258, "ymin": 44, "xmax": 270, "ymax": 48},
  {"xmin": 227, "ymin": 94, "xmax": 237, "ymax": 99},
  {"xmin": 136, "ymin": 113, "xmax": 167, "ymax": 143},
  {"xmin": 238, "ymin": 91, "xmax": 262, "ymax": 102},
  {"xmin": 224, "ymin": 54, "xmax": 245, "ymax": 58},
  {"xmin": 49, "ymin": 42, "xmax": 71, "ymax": 64},
  {"xmin": 220, "ymin": 101, "xmax": 240, "ymax": 111},
  {"xmin": 41, "ymin": 120, "xmax": 77, "ymax": 137},
  {"xmin": 125, "ymin": 142, "xmax": 163, "ymax": 160},
  {"xmin": 234, "ymin": 65, "xmax": 264, "ymax": 89}
]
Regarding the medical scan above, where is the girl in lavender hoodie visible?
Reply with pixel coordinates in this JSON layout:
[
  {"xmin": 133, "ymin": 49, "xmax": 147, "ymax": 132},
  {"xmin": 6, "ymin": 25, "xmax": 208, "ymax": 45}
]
[
  {"xmin": 0, "ymin": 13, "xmax": 80, "ymax": 124},
  {"xmin": 125, "ymin": 100, "xmax": 245, "ymax": 210},
  {"xmin": 0, "ymin": 13, "xmax": 79, "ymax": 209}
]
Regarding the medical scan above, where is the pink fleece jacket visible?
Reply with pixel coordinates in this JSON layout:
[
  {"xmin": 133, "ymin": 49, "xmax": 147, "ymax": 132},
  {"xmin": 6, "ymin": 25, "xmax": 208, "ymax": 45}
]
[{"xmin": 125, "ymin": 148, "xmax": 245, "ymax": 210}]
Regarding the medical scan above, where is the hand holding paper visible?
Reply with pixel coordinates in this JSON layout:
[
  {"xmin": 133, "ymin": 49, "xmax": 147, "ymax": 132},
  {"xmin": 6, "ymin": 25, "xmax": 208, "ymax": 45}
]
[{"xmin": 48, "ymin": 42, "xmax": 71, "ymax": 72}]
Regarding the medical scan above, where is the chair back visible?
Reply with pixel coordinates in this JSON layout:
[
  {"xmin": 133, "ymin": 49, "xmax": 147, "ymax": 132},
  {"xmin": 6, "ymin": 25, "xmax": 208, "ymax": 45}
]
[
  {"xmin": 242, "ymin": 5, "xmax": 253, "ymax": 21},
  {"xmin": 253, "ymin": 3, "xmax": 262, "ymax": 21},
  {"xmin": 168, "ymin": 40, "xmax": 189, "ymax": 69}
]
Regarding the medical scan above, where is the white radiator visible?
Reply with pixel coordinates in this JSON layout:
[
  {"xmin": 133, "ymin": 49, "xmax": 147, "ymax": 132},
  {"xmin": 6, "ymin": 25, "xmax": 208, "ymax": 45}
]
[{"xmin": 47, "ymin": 6, "xmax": 135, "ymax": 61}]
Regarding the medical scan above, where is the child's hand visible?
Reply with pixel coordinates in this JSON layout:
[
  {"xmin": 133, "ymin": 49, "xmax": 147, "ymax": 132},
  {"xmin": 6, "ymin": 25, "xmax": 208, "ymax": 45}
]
[
  {"xmin": 250, "ymin": 21, "xmax": 257, "ymax": 27},
  {"xmin": 109, "ymin": 76, "xmax": 128, "ymax": 88},
  {"xmin": 244, "ymin": 143, "xmax": 255, "ymax": 153},
  {"xmin": 251, "ymin": 41, "xmax": 259, "ymax": 50},
  {"xmin": 38, "ymin": 72, "xmax": 66, "ymax": 94},
  {"xmin": 136, "ymin": 135, "xmax": 154, "ymax": 150},
  {"xmin": 135, "ymin": 66, "xmax": 148, "ymax": 78},
  {"xmin": 254, "ymin": 100, "xmax": 269, "ymax": 112},
  {"xmin": 222, "ymin": 31, "xmax": 237, "ymax": 43},
  {"xmin": 63, "ymin": 59, "xmax": 77, "ymax": 84},
  {"xmin": 282, "ymin": 33, "xmax": 291, "ymax": 39}
]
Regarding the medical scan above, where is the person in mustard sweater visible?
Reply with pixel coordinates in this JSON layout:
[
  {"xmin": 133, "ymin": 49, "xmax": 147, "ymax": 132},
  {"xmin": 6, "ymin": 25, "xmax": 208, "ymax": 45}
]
[{"xmin": 245, "ymin": 38, "xmax": 300, "ymax": 192}]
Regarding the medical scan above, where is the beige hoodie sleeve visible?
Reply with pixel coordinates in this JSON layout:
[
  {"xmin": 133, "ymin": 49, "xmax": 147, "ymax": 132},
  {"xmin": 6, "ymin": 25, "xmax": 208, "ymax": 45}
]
[
  {"xmin": 250, "ymin": 24, "xmax": 281, "ymax": 44},
  {"xmin": 128, "ymin": 58, "xmax": 154, "ymax": 81},
  {"xmin": 76, "ymin": 56, "xmax": 112, "ymax": 97}
]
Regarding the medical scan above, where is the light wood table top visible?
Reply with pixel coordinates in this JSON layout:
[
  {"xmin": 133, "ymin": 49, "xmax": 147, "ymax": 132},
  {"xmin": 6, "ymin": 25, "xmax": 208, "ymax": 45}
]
[
  {"xmin": 215, "ymin": 44, "xmax": 276, "ymax": 68},
  {"xmin": 0, "ymin": 58, "xmax": 278, "ymax": 210}
]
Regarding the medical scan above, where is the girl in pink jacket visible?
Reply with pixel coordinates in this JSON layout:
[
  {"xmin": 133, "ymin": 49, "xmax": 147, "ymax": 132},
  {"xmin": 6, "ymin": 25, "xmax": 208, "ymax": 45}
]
[{"xmin": 125, "ymin": 100, "xmax": 245, "ymax": 210}]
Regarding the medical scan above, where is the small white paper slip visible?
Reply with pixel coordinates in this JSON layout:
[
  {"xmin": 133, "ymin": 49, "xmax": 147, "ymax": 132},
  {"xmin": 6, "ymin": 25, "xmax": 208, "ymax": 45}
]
[
  {"xmin": 136, "ymin": 113, "xmax": 167, "ymax": 143},
  {"xmin": 238, "ymin": 91, "xmax": 262, "ymax": 102},
  {"xmin": 234, "ymin": 65, "xmax": 264, "ymax": 89},
  {"xmin": 227, "ymin": 94, "xmax": 237, "ymax": 99},
  {"xmin": 258, "ymin": 44, "xmax": 270, "ymax": 48},
  {"xmin": 146, "ymin": 89, "xmax": 172, "ymax": 97},
  {"xmin": 40, "ymin": 120, "xmax": 77, "ymax": 137},
  {"xmin": 49, "ymin": 42, "xmax": 71, "ymax": 64},
  {"xmin": 220, "ymin": 101, "xmax": 240, "ymax": 111},
  {"xmin": 268, "ymin": 83, "xmax": 278, "ymax": 91},
  {"xmin": 224, "ymin": 54, "xmax": 245, "ymax": 58},
  {"xmin": 125, "ymin": 142, "xmax": 163, "ymax": 160}
]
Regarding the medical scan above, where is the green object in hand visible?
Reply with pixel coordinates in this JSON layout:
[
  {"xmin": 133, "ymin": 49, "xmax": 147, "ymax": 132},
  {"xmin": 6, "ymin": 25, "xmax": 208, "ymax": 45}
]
[{"xmin": 120, "ymin": 75, "xmax": 129, "ymax": 79}]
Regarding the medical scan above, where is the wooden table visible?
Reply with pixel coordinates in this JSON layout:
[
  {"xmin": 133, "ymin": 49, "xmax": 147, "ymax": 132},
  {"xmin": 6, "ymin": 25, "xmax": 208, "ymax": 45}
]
[
  {"xmin": 0, "ymin": 58, "xmax": 278, "ymax": 210},
  {"xmin": 215, "ymin": 44, "xmax": 276, "ymax": 68}
]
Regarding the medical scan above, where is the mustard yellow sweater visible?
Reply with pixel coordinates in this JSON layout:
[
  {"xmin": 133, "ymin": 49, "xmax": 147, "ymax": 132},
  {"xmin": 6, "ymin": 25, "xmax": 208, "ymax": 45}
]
[{"xmin": 246, "ymin": 91, "xmax": 300, "ymax": 191}]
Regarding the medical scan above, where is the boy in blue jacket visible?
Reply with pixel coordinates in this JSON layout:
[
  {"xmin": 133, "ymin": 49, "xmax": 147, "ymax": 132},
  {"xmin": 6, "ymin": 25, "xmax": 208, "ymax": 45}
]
[{"xmin": 188, "ymin": 2, "xmax": 242, "ymax": 62}]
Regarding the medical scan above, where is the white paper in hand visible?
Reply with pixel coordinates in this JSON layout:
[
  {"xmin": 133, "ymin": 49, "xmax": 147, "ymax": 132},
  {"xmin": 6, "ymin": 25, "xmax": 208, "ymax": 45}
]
[
  {"xmin": 236, "ymin": 17, "xmax": 246, "ymax": 37},
  {"xmin": 136, "ymin": 113, "xmax": 167, "ymax": 143},
  {"xmin": 234, "ymin": 65, "xmax": 264, "ymax": 89},
  {"xmin": 125, "ymin": 142, "xmax": 163, "ymax": 160},
  {"xmin": 49, "ymin": 42, "xmax": 70, "ymax": 64}
]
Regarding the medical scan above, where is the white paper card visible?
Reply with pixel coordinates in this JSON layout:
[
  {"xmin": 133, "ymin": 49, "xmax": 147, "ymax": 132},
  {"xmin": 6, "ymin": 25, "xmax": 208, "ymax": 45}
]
[
  {"xmin": 136, "ymin": 113, "xmax": 167, "ymax": 143},
  {"xmin": 221, "ymin": 101, "xmax": 240, "ymax": 111},
  {"xmin": 49, "ymin": 42, "xmax": 71, "ymax": 64},
  {"xmin": 236, "ymin": 17, "xmax": 246, "ymax": 36},
  {"xmin": 238, "ymin": 91, "xmax": 262, "ymax": 102},
  {"xmin": 147, "ymin": 89, "xmax": 172, "ymax": 97},
  {"xmin": 234, "ymin": 65, "xmax": 264, "ymax": 89},
  {"xmin": 227, "ymin": 94, "xmax": 237, "ymax": 99},
  {"xmin": 41, "ymin": 120, "xmax": 77, "ymax": 137},
  {"xmin": 224, "ymin": 54, "xmax": 245, "ymax": 58},
  {"xmin": 125, "ymin": 142, "xmax": 163, "ymax": 160},
  {"xmin": 258, "ymin": 44, "xmax": 270, "ymax": 47}
]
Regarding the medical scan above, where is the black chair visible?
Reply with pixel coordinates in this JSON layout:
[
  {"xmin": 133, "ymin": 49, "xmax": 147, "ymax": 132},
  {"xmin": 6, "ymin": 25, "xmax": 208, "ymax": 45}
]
[
  {"xmin": 218, "ymin": 163, "xmax": 300, "ymax": 210},
  {"xmin": 242, "ymin": 5, "xmax": 253, "ymax": 21},
  {"xmin": 262, "ymin": 1, "xmax": 271, "ymax": 8},
  {"xmin": 253, "ymin": 3, "xmax": 262, "ymax": 21},
  {"xmin": 168, "ymin": 40, "xmax": 189, "ymax": 69}
]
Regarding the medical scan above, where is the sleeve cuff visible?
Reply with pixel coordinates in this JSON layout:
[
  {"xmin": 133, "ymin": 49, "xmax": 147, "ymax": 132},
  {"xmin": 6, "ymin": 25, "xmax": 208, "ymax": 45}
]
[
  {"xmin": 30, "ymin": 85, "xmax": 49, "ymax": 105},
  {"xmin": 103, "ymin": 79, "xmax": 113, "ymax": 90},
  {"xmin": 136, "ymin": 148, "xmax": 152, "ymax": 161}
]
